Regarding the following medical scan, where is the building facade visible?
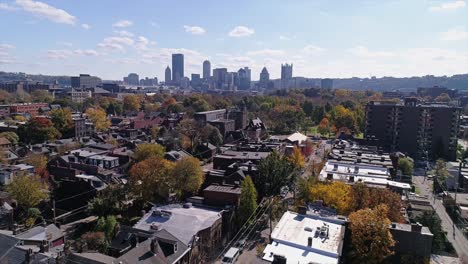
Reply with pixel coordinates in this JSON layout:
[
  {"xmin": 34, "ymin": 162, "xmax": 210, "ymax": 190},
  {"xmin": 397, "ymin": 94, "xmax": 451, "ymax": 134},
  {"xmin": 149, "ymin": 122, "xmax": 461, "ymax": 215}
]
[
  {"xmin": 71, "ymin": 74, "xmax": 102, "ymax": 88},
  {"xmin": 281, "ymin": 63, "xmax": 293, "ymax": 80},
  {"xmin": 259, "ymin": 67, "xmax": 270, "ymax": 88},
  {"xmin": 365, "ymin": 99, "xmax": 460, "ymax": 161},
  {"xmin": 165, "ymin": 66, "xmax": 172, "ymax": 84},
  {"xmin": 172, "ymin": 54, "xmax": 184, "ymax": 85},
  {"xmin": 124, "ymin": 73, "xmax": 140, "ymax": 86},
  {"xmin": 203, "ymin": 60, "xmax": 211, "ymax": 79},
  {"xmin": 321, "ymin": 78, "xmax": 333, "ymax": 89}
]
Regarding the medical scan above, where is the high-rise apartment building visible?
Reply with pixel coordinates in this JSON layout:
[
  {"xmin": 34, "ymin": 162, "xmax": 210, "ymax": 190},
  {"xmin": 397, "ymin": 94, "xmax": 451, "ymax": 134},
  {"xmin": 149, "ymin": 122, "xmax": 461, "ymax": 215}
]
[
  {"xmin": 203, "ymin": 60, "xmax": 211, "ymax": 79},
  {"xmin": 259, "ymin": 67, "xmax": 270, "ymax": 88},
  {"xmin": 281, "ymin": 63, "xmax": 293, "ymax": 80},
  {"xmin": 213, "ymin": 68, "xmax": 227, "ymax": 90},
  {"xmin": 165, "ymin": 66, "xmax": 171, "ymax": 84},
  {"xmin": 237, "ymin": 67, "xmax": 251, "ymax": 90},
  {"xmin": 365, "ymin": 98, "xmax": 460, "ymax": 161},
  {"xmin": 124, "ymin": 73, "xmax": 140, "ymax": 86},
  {"xmin": 71, "ymin": 74, "xmax": 102, "ymax": 88},
  {"xmin": 172, "ymin": 54, "xmax": 184, "ymax": 84}
]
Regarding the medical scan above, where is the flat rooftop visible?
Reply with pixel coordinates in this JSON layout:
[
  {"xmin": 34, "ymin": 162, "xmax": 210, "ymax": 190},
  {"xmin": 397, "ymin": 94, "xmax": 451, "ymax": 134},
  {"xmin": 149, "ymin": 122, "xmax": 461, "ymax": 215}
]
[
  {"xmin": 263, "ymin": 211, "xmax": 345, "ymax": 264},
  {"xmin": 133, "ymin": 204, "xmax": 222, "ymax": 246}
]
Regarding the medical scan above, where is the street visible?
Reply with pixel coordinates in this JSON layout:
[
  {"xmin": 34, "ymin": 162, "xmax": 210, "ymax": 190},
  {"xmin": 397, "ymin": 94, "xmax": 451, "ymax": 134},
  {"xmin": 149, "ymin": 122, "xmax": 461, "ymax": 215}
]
[{"xmin": 413, "ymin": 175, "xmax": 468, "ymax": 256}]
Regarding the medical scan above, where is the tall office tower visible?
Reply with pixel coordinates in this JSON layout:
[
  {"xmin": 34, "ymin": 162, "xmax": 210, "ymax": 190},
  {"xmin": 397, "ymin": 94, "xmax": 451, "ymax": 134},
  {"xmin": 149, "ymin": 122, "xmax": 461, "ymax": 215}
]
[
  {"xmin": 191, "ymin": 73, "xmax": 201, "ymax": 88},
  {"xmin": 213, "ymin": 68, "xmax": 227, "ymax": 90},
  {"xmin": 281, "ymin": 63, "xmax": 293, "ymax": 80},
  {"xmin": 321, "ymin": 78, "xmax": 333, "ymax": 89},
  {"xmin": 71, "ymin": 74, "xmax": 102, "ymax": 88},
  {"xmin": 237, "ymin": 67, "xmax": 251, "ymax": 90},
  {"xmin": 226, "ymin": 72, "xmax": 238, "ymax": 91},
  {"xmin": 125, "ymin": 73, "xmax": 140, "ymax": 86},
  {"xmin": 203, "ymin": 60, "xmax": 211, "ymax": 79},
  {"xmin": 165, "ymin": 66, "xmax": 172, "ymax": 84},
  {"xmin": 172, "ymin": 53, "xmax": 184, "ymax": 84},
  {"xmin": 365, "ymin": 98, "xmax": 460, "ymax": 161},
  {"xmin": 259, "ymin": 67, "xmax": 270, "ymax": 88}
]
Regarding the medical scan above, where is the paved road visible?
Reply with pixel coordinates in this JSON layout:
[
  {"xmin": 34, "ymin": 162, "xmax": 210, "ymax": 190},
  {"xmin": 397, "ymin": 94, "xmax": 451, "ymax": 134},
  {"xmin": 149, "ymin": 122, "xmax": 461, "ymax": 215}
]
[{"xmin": 413, "ymin": 175, "xmax": 468, "ymax": 256}]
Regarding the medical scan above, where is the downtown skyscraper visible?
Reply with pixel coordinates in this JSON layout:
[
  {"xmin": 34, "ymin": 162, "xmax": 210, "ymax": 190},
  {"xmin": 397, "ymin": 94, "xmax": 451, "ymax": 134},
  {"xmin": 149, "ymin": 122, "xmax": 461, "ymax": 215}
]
[{"xmin": 172, "ymin": 54, "xmax": 184, "ymax": 84}]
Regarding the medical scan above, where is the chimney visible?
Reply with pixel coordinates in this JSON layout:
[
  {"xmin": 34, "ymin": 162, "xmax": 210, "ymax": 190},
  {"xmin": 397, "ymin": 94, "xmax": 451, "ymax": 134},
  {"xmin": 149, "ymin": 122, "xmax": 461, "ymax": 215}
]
[
  {"xmin": 25, "ymin": 248, "xmax": 33, "ymax": 263},
  {"xmin": 298, "ymin": 206, "xmax": 307, "ymax": 215},
  {"xmin": 307, "ymin": 237, "xmax": 313, "ymax": 247},
  {"xmin": 411, "ymin": 223, "xmax": 422, "ymax": 233},
  {"xmin": 150, "ymin": 239, "xmax": 158, "ymax": 255}
]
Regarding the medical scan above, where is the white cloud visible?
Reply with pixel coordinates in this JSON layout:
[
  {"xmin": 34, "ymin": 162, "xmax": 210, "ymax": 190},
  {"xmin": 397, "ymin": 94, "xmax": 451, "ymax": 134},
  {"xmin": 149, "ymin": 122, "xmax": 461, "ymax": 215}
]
[
  {"xmin": 348, "ymin": 45, "xmax": 395, "ymax": 58},
  {"xmin": 135, "ymin": 36, "xmax": 150, "ymax": 51},
  {"xmin": 149, "ymin": 21, "xmax": 159, "ymax": 28},
  {"xmin": 183, "ymin": 25, "xmax": 206, "ymax": 35},
  {"xmin": 440, "ymin": 27, "xmax": 468, "ymax": 41},
  {"xmin": 302, "ymin": 45, "xmax": 325, "ymax": 55},
  {"xmin": 15, "ymin": 0, "xmax": 76, "ymax": 25},
  {"xmin": 74, "ymin": 49, "xmax": 98, "ymax": 56},
  {"xmin": 429, "ymin": 0, "xmax": 466, "ymax": 11},
  {"xmin": 114, "ymin": 30, "xmax": 134, "ymax": 37},
  {"xmin": 46, "ymin": 49, "xmax": 72, "ymax": 59},
  {"xmin": 0, "ymin": 44, "xmax": 15, "ymax": 50},
  {"xmin": 0, "ymin": 3, "xmax": 17, "ymax": 10},
  {"xmin": 247, "ymin": 49, "xmax": 285, "ymax": 56},
  {"xmin": 228, "ymin": 26, "xmax": 255, "ymax": 37},
  {"xmin": 279, "ymin": 35, "xmax": 291, "ymax": 41},
  {"xmin": 81, "ymin": 23, "xmax": 90, "ymax": 30},
  {"xmin": 97, "ymin": 36, "xmax": 134, "ymax": 52},
  {"xmin": 112, "ymin": 20, "xmax": 132, "ymax": 28}
]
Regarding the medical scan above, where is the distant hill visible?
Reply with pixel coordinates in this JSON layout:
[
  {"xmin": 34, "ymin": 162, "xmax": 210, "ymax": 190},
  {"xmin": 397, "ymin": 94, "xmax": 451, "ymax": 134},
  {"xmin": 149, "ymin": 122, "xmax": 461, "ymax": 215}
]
[{"xmin": 1, "ymin": 71, "xmax": 468, "ymax": 91}]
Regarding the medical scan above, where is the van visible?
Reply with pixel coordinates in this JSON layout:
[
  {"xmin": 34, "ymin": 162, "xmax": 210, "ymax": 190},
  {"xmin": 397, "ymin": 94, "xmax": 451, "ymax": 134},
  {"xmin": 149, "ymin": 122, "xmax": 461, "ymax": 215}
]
[{"xmin": 222, "ymin": 247, "xmax": 240, "ymax": 264}]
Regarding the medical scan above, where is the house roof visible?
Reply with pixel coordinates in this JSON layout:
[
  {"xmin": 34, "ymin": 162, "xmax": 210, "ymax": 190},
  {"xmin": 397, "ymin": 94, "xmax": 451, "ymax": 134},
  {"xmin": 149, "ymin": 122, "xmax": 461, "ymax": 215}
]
[
  {"xmin": 67, "ymin": 252, "xmax": 116, "ymax": 264},
  {"xmin": 286, "ymin": 131, "xmax": 307, "ymax": 143},
  {"xmin": 204, "ymin": 184, "xmax": 241, "ymax": 195},
  {"xmin": 16, "ymin": 224, "xmax": 63, "ymax": 242},
  {"xmin": 0, "ymin": 137, "xmax": 11, "ymax": 145}
]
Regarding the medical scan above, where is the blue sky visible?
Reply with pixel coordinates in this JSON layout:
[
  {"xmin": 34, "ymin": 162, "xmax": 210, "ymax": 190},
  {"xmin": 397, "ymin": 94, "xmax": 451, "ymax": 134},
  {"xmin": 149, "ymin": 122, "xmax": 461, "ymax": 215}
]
[{"xmin": 0, "ymin": 0, "xmax": 467, "ymax": 80}]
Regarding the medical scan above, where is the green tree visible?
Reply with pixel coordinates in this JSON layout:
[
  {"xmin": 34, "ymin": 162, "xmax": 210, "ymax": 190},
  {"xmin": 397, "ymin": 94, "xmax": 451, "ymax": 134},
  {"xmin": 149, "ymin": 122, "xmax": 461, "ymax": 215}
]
[
  {"xmin": 238, "ymin": 176, "xmax": 258, "ymax": 225},
  {"xmin": 31, "ymin": 90, "xmax": 53, "ymax": 103},
  {"xmin": 178, "ymin": 119, "xmax": 201, "ymax": 152},
  {"xmin": 6, "ymin": 175, "xmax": 49, "ymax": 210},
  {"xmin": 133, "ymin": 143, "xmax": 165, "ymax": 163},
  {"xmin": 18, "ymin": 117, "xmax": 61, "ymax": 144},
  {"xmin": 123, "ymin": 95, "xmax": 141, "ymax": 112},
  {"xmin": 432, "ymin": 159, "xmax": 450, "ymax": 183},
  {"xmin": 200, "ymin": 124, "xmax": 223, "ymax": 146},
  {"xmin": 129, "ymin": 156, "xmax": 175, "ymax": 201},
  {"xmin": 349, "ymin": 204, "xmax": 395, "ymax": 264},
  {"xmin": 0, "ymin": 131, "xmax": 19, "ymax": 145},
  {"xmin": 50, "ymin": 108, "xmax": 74, "ymax": 137},
  {"xmin": 398, "ymin": 157, "xmax": 414, "ymax": 176},
  {"xmin": 95, "ymin": 215, "xmax": 118, "ymax": 239},
  {"xmin": 85, "ymin": 107, "xmax": 110, "ymax": 132},
  {"xmin": 172, "ymin": 157, "xmax": 204, "ymax": 195},
  {"xmin": 256, "ymin": 151, "xmax": 294, "ymax": 197},
  {"xmin": 79, "ymin": 232, "xmax": 108, "ymax": 253},
  {"xmin": 415, "ymin": 212, "xmax": 453, "ymax": 253},
  {"xmin": 88, "ymin": 185, "xmax": 127, "ymax": 217}
]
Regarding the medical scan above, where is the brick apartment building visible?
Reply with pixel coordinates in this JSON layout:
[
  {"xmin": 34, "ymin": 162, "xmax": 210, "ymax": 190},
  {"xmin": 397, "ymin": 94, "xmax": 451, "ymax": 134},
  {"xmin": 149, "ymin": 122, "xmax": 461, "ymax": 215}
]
[
  {"xmin": 9, "ymin": 103, "xmax": 48, "ymax": 116},
  {"xmin": 365, "ymin": 98, "xmax": 460, "ymax": 161}
]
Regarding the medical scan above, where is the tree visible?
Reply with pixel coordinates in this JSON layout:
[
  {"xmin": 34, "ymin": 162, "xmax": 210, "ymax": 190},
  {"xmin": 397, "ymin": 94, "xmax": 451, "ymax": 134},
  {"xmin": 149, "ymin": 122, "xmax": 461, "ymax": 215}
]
[
  {"xmin": 330, "ymin": 105, "xmax": 357, "ymax": 132},
  {"xmin": 398, "ymin": 157, "xmax": 414, "ymax": 176},
  {"xmin": 24, "ymin": 153, "xmax": 49, "ymax": 179},
  {"xmin": 288, "ymin": 146, "xmax": 305, "ymax": 169},
  {"xmin": 256, "ymin": 151, "xmax": 294, "ymax": 197},
  {"xmin": 349, "ymin": 204, "xmax": 395, "ymax": 264},
  {"xmin": 238, "ymin": 176, "xmax": 258, "ymax": 225},
  {"xmin": 200, "ymin": 124, "xmax": 223, "ymax": 146},
  {"xmin": 133, "ymin": 143, "xmax": 165, "ymax": 163},
  {"xmin": 178, "ymin": 119, "xmax": 201, "ymax": 152},
  {"xmin": 303, "ymin": 140, "xmax": 314, "ymax": 157},
  {"xmin": 50, "ymin": 108, "xmax": 74, "ymax": 137},
  {"xmin": 317, "ymin": 117, "xmax": 335, "ymax": 137},
  {"xmin": 172, "ymin": 157, "xmax": 204, "ymax": 195},
  {"xmin": 0, "ymin": 131, "xmax": 19, "ymax": 145},
  {"xmin": 86, "ymin": 107, "xmax": 110, "ymax": 131},
  {"xmin": 432, "ymin": 159, "xmax": 450, "ymax": 183},
  {"xmin": 79, "ymin": 232, "xmax": 108, "ymax": 253},
  {"xmin": 416, "ymin": 212, "xmax": 454, "ymax": 253},
  {"xmin": 18, "ymin": 117, "xmax": 61, "ymax": 144},
  {"xmin": 129, "ymin": 156, "xmax": 175, "ymax": 201},
  {"xmin": 6, "ymin": 175, "xmax": 49, "ymax": 210},
  {"xmin": 123, "ymin": 95, "xmax": 141, "ymax": 112},
  {"xmin": 349, "ymin": 183, "xmax": 404, "ymax": 222},
  {"xmin": 31, "ymin": 90, "xmax": 53, "ymax": 103},
  {"xmin": 306, "ymin": 181, "xmax": 352, "ymax": 215},
  {"xmin": 435, "ymin": 93, "xmax": 451, "ymax": 103},
  {"xmin": 88, "ymin": 185, "xmax": 127, "ymax": 217},
  {"xmin": 95, "ymin": 215, "xmax": 118, "ymax": 239}
]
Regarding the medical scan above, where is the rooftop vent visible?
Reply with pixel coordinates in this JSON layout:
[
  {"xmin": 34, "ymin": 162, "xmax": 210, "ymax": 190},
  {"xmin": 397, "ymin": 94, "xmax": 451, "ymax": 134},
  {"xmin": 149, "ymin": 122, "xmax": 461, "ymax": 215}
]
[{"xmin": 307, "ymin": 237, "xmax": 313, "ymax": 247}]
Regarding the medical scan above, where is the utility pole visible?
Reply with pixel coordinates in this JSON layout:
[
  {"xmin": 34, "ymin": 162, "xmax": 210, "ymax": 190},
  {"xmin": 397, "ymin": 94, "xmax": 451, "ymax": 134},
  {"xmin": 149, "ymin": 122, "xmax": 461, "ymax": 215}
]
[{"xmin": 52, "ymin": 199, "xmax": 56, "ymax": 225}]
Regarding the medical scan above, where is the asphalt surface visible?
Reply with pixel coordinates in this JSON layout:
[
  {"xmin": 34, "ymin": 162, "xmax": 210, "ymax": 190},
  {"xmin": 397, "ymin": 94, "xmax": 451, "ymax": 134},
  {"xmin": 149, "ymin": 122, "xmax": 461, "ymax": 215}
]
[{"xmin": 413, "ymin": 174, "xmax": 468, "ymax": 256}]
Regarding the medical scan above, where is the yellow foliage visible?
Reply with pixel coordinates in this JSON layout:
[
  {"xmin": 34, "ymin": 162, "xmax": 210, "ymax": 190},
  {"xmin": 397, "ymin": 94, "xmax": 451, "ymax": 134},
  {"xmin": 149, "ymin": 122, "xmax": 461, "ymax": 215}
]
[{"xmin": 308, "ymin": 181, "xmax": 351, "ymax": 215}]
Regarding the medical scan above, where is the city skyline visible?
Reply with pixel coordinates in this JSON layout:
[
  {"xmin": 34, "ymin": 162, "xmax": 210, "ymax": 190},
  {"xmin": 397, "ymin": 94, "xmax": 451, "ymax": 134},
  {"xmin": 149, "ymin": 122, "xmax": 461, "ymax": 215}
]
[{"xmin": 0, "ymin": 0, "xmax": 467, "ymax": 80}]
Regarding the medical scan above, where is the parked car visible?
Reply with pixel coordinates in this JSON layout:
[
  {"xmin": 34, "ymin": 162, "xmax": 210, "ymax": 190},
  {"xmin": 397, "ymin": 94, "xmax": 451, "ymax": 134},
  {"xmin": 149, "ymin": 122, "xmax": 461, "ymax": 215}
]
[{"xmin": 234, "ymin": 239, "xmax": 247, "ymax": 252}]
